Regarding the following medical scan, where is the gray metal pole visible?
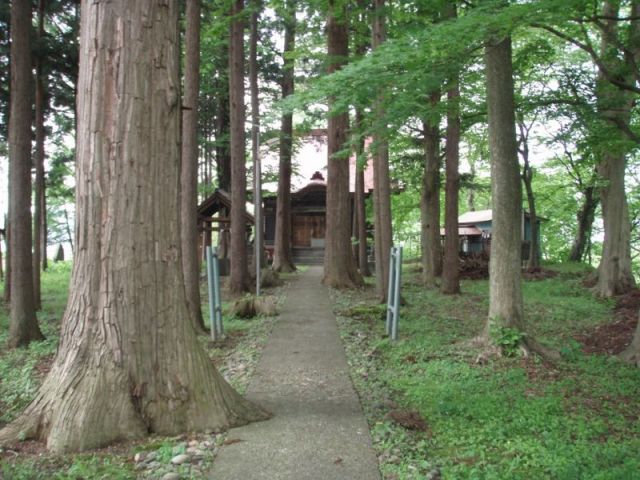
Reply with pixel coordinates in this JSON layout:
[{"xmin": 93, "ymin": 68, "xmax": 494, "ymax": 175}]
[
  {"xmin": 212, "ymin": 247, "xmax": 223, "ymax": 338},
  {"xmin": 206, "ymin": 246, "xmax": 217, "ymax": 341},
  {"xmin": 391, "ymin": 246, "xmax": 403, "ymax": 341},
  {"xmin": 386, "ymin": 246, "xmax": 395, "ymax": 337},
  {"xmin": 254, "ymin": 128, "xmax": 262, "ymax": 296}
]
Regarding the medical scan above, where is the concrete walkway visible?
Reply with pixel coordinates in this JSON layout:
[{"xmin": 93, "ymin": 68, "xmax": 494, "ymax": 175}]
[{"xmin": 210, "ymin": 267, "xmax": 381, "ymax": 480}]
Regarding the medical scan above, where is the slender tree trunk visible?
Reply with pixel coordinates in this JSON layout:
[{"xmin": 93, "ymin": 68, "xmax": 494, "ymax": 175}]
[
  {"xmin": 0, "ymin": 0, "xmax": 266, "ymax": 452},
  {"xmin": 521, "ymin": 154, "xmax": 540, "ymax": 269},
  {"xmin": 355, "ymin": 109, "xmax": 371, "ymax": 277},
  {"xmin": 441, "ymin": 80, "xmax": 461, "ymax": 294},
  {"xmin": 467, "ymin": 158, "xmax": 477, "ymax": 212},
  {"xmin": 3, "ymin": 219, "xmax": 10, "ymax": 303},
  {"xmin": 371, "ymin": 0, "xmax": 392, "ymax": 301},
  {"xmin": 64, "ymin": 208, "xmax": 74, "ymax": 254},
  {"xmin": 594, "ymin": 0, "xmax": 636, "ymax": 297},
  {"xmin": 323, "ymin": 0, "xmax": 363, "ymax": 289},
  {"xmin": 485, "ymin": 37, "xmax": 525, "ymax": 334},
  {"xmin": 216, "ymin": 42, "xmax": 232, "ymax": 192},
  {"xmin": 569, "ymin": 184, "xmax": 599, "ymax": 262},
  {"xmin": 273, "ymin": 0, "xmax": 296, "ymax": 273},
  {"xmin": 420, "ymin": 105, "xmax": 442, "ymax": 287},
  {"xmin": 33, "ymin": 0, "xmax": 46, "ymax": 311},
  {"xmin": 229, "ymin": 0, "xmax": 249, "ymax": 294},
  {"xmin": 8, "ymin": 0, "xmax": 44, "ymax": 347},
  {"xmin": 181, "ymin": 0, "xmax": 205, "ymax": 332}
]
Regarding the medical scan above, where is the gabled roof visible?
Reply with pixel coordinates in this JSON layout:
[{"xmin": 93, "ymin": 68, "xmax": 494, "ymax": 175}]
[
  {"xmin": 458, "ymin": 209, "xmax": 493, "ymax": 225},
  {"xmin": 458, "ymin": 209, "xmax": 546, "ymax": 225},
  {"xmin": 197, "ymin": 189, "xmax": 255, "ymax": 224}
]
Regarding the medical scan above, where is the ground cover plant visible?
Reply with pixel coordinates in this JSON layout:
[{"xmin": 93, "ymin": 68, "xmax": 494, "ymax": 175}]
[
  {"xmin": 0, "ymin": 263, "xmax": 284, "ymax": 479},
  {"xmin": 335, "ymin": 263, "xmax": 640, "ymax": 480}
]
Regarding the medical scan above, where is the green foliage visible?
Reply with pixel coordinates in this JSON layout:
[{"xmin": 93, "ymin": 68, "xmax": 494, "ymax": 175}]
[
  {"xmin": 335, "ymin": 264, "xmax": 640, "ymax": 479},
  {"xmin": 490, "ymin": 326, "xmax": 525, "ymax": 357}
]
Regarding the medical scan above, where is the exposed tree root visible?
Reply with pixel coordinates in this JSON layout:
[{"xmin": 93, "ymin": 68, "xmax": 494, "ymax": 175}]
[{"xmin": 471, "ymin": 334, "xmax": 561, "ymax": 365}]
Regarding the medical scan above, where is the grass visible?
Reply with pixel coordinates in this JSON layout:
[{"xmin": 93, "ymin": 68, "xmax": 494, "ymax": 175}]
[
  {"xmin": 335, "ymin": 262, "xmax": 640, "ymax": 479},
  {"xmin": 0, "ymin": 262, "xmax": 283, "ymax": 479}
]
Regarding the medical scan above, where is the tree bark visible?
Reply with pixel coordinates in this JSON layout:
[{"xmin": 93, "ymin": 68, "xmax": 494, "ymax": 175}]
[
  {"xmin": 569, "ymin": 183, "xmax": 598, "ymax": 262},
  {"xmin": 3, "ymin": 219, "xmax": 10, "ymax": 304},
  {"xmin": 33, "ymin": 0, "xmax": 46, "ymax": 311},
  {"xmin": 371, "ymin": 0, "xmax": 392, "ymax": 301},
  {"xmin": 8, "ymin": 0, "xmax": 44, "ymax": 347},
  {"xmin": 420, "ymin": 107, "xmax": 442, "ymax": 287},
  {"xmin": 0, "ymin": 0, "xmax": 266, "ymax": 452},
  {"xmin": 216, "ymin": 39, "xmax": 232, "ymax": 192},
  {"xmin": 618, "ymin": 312, "xmax": 640, "ymax": 366},
  {"xmin": 593, "ymin": 0, "xmax": 636, "ymax": 297},
  {"xmin": 323, "ymin": 0, "xmax": 363, "ymax": 289},
  {"xmin": 273, "ymin": 0, "xmax": 296, "ymax": 273},
  {"xmin": 181, "ymin": 0, "xmax": 205, "ymax": 332},
  {"xmin": 229, "ymin": 0, "xmax": 250, "ymax": 294},
  {"xmin": 354, "ymin": 109, "xmax": 371, "ymax": 277},
  {"xmin": 441, "ymin": 82, "xmax": 461, "ymax": 295},
  {"xmin": 485, "ymin": 37, "xmax": 525, "ymax": 334}
]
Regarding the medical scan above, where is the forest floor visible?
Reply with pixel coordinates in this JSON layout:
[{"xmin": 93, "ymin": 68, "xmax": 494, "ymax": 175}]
[
  {"xmin": 1, "ymin": 261, "xmax": 639, "ymax": 479},
  {"xmin": 334, "ymin": 261, "xmax": 640, "ymax": 479},
  {"xmin": 0, "ymin": 262, "xmax": 291, "ymax": 479}
]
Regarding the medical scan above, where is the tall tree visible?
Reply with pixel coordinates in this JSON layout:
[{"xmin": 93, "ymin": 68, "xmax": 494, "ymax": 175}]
[
  {"xmin": 181, "ymin": 0, "xmax": 206, "ymax": 332},
  {"xmin": 371, "ymin": 0, "xmax": 393, "ymax": 301},
  {"xmin": 0, "ymin": 0, "xmax": 266, "ymax": 452},
  {"xmin": 33, "ymin": 0, "xmax": 46, "ymax": 310},
  {"xmin": 354, "ymin": 109, "xmax": 371, "ymax": 276},
  {"xmin": 273, "ymin": 0, "xmax": 296, "ymax": 273},
  {"xmin": 484, "ymin": 35, "xmax": 525, "ymax": 338},
  {"xmin": 323, "ymin": 0, "xmax": 363, "ymax": 289},
  {"xmin": 7, "ymin": 0, "xmax": 44, "ymax": 347},
  {"xmin": 592, "ymin": 0, "xmax": 637, "ymax": 296},
  {"xmin": 517, "ymin": 121, "xmax": 540, "ymax": 269},
  {"xmin": 229, "ymin": 0, "xmax": 250, "ymax": 294},
  {"xmin": 441, "ymin": 63, "xmax": 461, "ymax": 294},
  {"xmin": 420, "ymin": 103, "xmax": 442, "ymax": 288}
]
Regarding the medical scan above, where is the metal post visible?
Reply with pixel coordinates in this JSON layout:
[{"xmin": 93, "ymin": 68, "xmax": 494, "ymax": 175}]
[
  {"xmin": 206, "ymin": 246, "xmax": 218, "ymax": 341},
  {"xmin": 212, "ymin": 247, "xmax": 224, "ymax": 338},
  {"xmin": 254, "ymin": 128, "xmax": 262, "ymax": 297},
  {"xmin": 391, "ymin": 246, "xmax": 403, "ymax": 341},
  {"xmin": 386, "ymin": 247, "xmax": 396, "ymax": 336}
]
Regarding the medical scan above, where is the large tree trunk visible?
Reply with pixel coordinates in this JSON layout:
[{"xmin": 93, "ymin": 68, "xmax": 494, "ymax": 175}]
[
  {"xmin": 0, "ymin": 0, "xmax": 266, "ymax": 453},
  {"xmin": 485, "ymin": 37, "xmax": 525, "ymax": 334},
  {"xmin": 323, "ymin": 0, "xmax": 363, "ymax": 289},
  {"xmin": 420, "ymin": 106, "xmax": 442, "ymax": 288},
  {"xmin": 181, "ymin": 0, "xmax": 205, "ymax": 332},
  {"xmin": 354, "ymin": 109, "xmax": 371, "ymax": 277},
  {"xmin": 371, "ymin": 0, "xmax": 393, "ymax": 301},
  {"xmin": 33, "ymin": 0, "xmax": 46, "ymax": 311},
  {"xmin": 569, "ymin": 183, "xmax": 598, "ymax": 262},
  {"xmin": 619, "ymin": 313, "xmax": 640, "ymax": 366},
  {"xmin": 229, "ymin": 0, "xmax": 250, "ymax": 294},
  {"xmin": 441, "ymin": 82, "xmax": 461, "ymax": 295},
  {"xmin": 8, "ymin": 0, "xmax": 44, "ymax": 348},
  {"xmin": 273, "ymin": 0, "xmax": 296, "ymax": 273},
  {"xmin": 593, "ymin": 1, "xmax": 636, "ymax": 297}
]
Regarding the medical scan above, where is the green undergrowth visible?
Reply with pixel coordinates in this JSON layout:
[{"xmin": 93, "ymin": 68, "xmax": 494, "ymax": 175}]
[
  {"xmin": 335, "ymin": 262, "xmax": 640, "ymax": 480},
  {"xmin": 1, "ymin": 262, "xmax": 286, "ymax": 479}
]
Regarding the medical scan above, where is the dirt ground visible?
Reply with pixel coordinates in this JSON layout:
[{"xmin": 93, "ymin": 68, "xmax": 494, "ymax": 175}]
[{"xmin": 575, "ymin": 288, "xmax": 640, "ymax": 355}]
